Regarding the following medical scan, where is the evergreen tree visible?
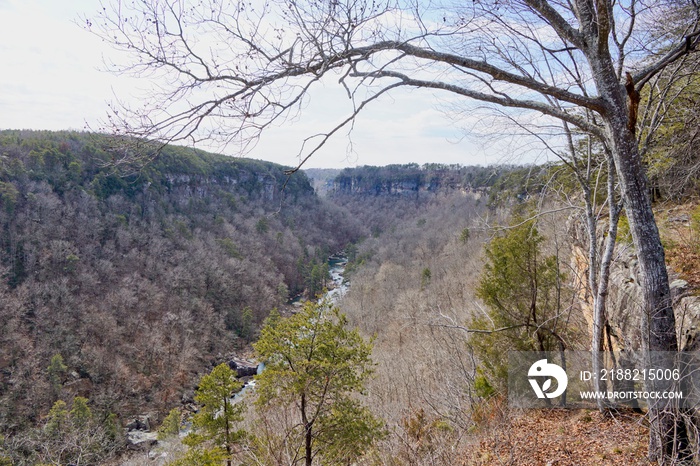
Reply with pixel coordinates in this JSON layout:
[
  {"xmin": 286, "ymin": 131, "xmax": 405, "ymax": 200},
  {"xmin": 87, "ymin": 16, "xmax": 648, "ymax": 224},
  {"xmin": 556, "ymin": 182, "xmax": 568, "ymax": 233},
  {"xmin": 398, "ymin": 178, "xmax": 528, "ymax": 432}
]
[
  {"xmin": 177, "ymin": 364, "xmax": 245, "ymax": 466},
  {"xmin": 471, "ymin": 220, "xmax": 570, "ymax": 389},
  {"xmin": 46, "ymin": 354, "xmax": 67, "ymax": 398},
  {"xmin": 34, "ymin": 397, "xmax": 120, "ymax": 465},
  {"xmin": 253, "ymin": 300, "xmax": 384, "ymax": 466},
  {"xmin": 157, "ymin": 408, "xmax": 182, "ymax": 440}
]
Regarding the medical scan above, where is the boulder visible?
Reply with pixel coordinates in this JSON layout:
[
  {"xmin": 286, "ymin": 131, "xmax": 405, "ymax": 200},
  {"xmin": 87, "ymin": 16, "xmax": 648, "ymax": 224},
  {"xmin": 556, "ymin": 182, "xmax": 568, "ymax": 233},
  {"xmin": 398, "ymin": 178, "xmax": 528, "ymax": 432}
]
[
  {"xmin": 227, "ymin": 359, "xmax": 259, "ymax": 378},
  {"xmin": 126, "ymin": 430, "xmax": 158, "ymax": 451}
]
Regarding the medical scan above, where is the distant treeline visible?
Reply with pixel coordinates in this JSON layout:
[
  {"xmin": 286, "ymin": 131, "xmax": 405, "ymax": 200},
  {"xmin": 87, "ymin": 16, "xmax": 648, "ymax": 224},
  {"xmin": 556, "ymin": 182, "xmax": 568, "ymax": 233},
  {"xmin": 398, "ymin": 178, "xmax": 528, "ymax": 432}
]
[{"xmin": 330, "ymin": 163, "xmax": 523, "ymax": 197}]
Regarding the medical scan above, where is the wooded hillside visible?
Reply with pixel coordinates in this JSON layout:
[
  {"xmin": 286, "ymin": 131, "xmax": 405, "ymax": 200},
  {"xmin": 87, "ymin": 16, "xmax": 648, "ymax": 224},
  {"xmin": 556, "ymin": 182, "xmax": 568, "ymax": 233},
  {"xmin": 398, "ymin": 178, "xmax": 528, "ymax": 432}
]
[{"xmin": 0, "ymin": 131, "xmax": 362, "ymax": 432}]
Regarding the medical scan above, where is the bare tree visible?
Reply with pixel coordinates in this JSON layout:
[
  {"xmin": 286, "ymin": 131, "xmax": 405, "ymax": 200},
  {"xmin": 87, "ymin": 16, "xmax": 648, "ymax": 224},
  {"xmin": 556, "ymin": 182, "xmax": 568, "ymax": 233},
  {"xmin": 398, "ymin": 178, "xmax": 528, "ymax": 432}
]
[
  {"xmin": 89, "ymin": 0, "xmax": 700, "ymax": 461},
  {"xmin": 550, "ymin": 127, "xmax": 623, "ymax": 413},
  {"xmin": 638, "ymin": 50, "xmax": 700, "ymax": 200}
]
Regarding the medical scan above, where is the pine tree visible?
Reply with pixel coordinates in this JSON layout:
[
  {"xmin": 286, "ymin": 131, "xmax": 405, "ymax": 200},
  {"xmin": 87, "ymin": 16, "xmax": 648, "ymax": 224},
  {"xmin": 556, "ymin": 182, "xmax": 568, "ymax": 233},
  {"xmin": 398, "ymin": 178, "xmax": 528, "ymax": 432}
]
[
  {"xmin": 177, "ymin": 364, "xmax": 245, "ymax": 466},
  {"xmin": 253, "ymin": 300, "xmax": 384, "ymax": 466},
  {"xmin": 472, "ymin": 219, "xmax": 570, "ymax": 389}
]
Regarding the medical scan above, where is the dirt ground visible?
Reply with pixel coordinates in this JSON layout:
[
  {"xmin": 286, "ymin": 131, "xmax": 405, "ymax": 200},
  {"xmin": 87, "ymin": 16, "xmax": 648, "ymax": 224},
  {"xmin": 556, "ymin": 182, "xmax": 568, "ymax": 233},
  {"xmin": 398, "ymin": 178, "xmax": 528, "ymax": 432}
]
[{"xmin": 462, "ymin": 408, "xmax": 650, "ymax": 466}]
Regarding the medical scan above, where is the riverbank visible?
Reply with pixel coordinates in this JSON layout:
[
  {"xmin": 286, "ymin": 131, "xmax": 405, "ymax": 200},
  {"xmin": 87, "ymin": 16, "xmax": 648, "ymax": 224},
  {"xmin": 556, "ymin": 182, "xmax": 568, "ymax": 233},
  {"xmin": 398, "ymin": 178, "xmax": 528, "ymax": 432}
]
[{"xmin": 122, "ymin": 253, "xmax": 350, "ymax": 459}]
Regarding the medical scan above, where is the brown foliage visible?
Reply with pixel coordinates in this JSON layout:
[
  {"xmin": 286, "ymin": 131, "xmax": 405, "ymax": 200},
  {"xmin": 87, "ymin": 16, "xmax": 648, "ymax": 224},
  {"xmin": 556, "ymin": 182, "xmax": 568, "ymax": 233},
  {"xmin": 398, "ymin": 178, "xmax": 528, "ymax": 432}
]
[
  {"xmin": 0, "ymin": 132, "xmax": 363, "ymax": 448},
  {"xmin": 462, "ymin": 409, "xmax": 648, "ymax": 466}
]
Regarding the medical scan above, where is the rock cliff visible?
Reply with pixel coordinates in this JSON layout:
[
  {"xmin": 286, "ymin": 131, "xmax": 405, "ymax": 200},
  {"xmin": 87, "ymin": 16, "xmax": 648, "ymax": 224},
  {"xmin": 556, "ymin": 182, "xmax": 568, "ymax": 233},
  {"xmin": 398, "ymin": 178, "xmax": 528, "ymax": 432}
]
[{"xmin": 570, "ymin": 218, "xmax": 700, "ymax": 351}]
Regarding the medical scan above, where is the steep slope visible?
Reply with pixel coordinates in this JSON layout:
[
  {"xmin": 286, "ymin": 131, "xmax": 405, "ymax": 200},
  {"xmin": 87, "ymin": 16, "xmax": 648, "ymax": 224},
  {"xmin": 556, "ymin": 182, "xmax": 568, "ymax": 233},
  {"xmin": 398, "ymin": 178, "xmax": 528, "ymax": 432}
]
[{"xmin": 0, "ymin": 131, "xmax": 362, "ymax": 431}]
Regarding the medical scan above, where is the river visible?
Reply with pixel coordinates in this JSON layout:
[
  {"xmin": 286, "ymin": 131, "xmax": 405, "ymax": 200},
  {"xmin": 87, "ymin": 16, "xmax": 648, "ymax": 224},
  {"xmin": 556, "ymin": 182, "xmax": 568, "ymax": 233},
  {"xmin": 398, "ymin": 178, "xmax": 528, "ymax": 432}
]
[
  {"xmin": 234, "ymin": 253, "xmax": 348, "ymax": 401},
  {"xmin": 324, "ymin": 253, "xmax": 349, "ymax": 303},
  {"xmin": 135, "ymin": 254, "xmax": 350, "ymax": 446}
]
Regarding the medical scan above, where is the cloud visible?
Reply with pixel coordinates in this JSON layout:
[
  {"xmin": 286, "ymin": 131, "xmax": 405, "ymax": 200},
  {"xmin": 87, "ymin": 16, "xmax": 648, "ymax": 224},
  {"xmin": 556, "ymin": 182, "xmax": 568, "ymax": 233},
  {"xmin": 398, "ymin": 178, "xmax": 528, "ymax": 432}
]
[
  {"xmin": 0, "ymin": 0, "xmax": 142, "ymax": 131},
  {"xmin": 240, "ymin": 83, "xmax": 497, "ymax": 169},
  {"xmin": 0, "ymin": 0, "xmax": 553, "ymax": 168}
]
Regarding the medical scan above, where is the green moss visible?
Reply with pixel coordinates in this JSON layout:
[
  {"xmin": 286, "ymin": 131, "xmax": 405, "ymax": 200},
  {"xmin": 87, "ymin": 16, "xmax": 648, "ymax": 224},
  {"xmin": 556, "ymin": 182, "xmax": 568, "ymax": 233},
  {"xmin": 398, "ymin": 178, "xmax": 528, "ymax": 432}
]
[
  {"xmin": 616, "ymin": 214, "xmax": 633, "ymax": 244},
  {"xmin": 474, "ymin": 374, "xmax": 495, "ymax": 399}
]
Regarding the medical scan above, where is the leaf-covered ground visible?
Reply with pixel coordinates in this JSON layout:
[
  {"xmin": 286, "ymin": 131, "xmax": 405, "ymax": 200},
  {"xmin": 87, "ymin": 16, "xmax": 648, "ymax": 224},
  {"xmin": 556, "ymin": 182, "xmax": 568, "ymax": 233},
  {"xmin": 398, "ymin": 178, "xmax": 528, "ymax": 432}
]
[
  {"xmin": 463, "ymin": 408, "xmax": 648, "ymax": 465},
  {"xmin": 659, "ymin": 203, "xmax": 700, "ymax": 288}
]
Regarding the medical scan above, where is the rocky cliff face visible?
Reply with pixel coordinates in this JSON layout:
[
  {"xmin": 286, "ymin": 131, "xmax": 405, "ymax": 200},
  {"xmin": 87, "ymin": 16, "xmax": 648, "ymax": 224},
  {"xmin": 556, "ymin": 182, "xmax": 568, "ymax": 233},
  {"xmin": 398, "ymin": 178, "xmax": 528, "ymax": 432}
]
[
  {"xmin": 162, "ymin": 171, "xmax": 282, "ymax": 205},
  {"xmin": 570, "ymin": 219, "xmax": 700, "ymax": 351},
  {"xmin": 333, "ymin": 173, "xmax": 467, "ymax": 196},
  {"xmin": 329, "ymin": 164, "xmax": 501, "ymax": 198}
]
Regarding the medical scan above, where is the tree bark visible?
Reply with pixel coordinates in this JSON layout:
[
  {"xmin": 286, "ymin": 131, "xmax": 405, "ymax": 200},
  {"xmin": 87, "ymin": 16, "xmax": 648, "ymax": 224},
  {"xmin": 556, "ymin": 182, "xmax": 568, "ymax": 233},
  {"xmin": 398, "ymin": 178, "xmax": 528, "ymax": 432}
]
[
  {"xmin": 590, "ymin": 156, "xmax": 621, "ymax": 413},
  {"xmin": 224, "ymin": 398, "xmax": 232, "ymax": 466},
  {"xmin": 590, "ymin": 62, "xmax": 690, "ymax": 461},
  {"xmin": 611, "ymin": 130, "xmax": 690, "ymax": 462},
  {"xmin": 569, "ymin": 1, "xmax": 696, "ymax": 458},
  {"xmin": 301, "ymin": 392, "xmax": 312, "ymax": 466}
]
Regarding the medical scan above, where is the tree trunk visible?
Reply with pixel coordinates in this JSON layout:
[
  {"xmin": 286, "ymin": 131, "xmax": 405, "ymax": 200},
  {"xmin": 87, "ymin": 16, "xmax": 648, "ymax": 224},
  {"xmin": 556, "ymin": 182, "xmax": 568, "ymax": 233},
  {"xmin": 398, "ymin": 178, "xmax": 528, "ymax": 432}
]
[
  {"xmin": 584, "ymin": 44, "xmax": 690, "ymax": 462},
  {"xmin": 301, "ymin": 392, "xmax": 312, "ymax": 466},
  {"xmin": 224, "ymin": 398, "xmax": 232, "ymax": 466},
  {"xmin": 591, "ymin": 157, "xmax": 622, "ymax": 413},
  {"xmin": 613, "ymin": 135, "xmax": 690, "ymax": 462},
  {"xmin": 613, "ymin": 133, "xmax": 690, "ymax": 463},
  {"xmin": 305, "ymin": 423, "xmax": 313, "ymax": 466},
  {"xmin": 603, "ymin": 94, "xmax": 689, "ymax": 464}
]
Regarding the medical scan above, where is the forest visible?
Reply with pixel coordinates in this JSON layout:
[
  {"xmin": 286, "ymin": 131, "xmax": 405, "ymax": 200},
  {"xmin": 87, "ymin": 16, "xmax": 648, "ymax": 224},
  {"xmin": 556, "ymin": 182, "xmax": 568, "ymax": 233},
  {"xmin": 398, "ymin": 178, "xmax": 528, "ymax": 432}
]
[
  {"xmin": 0, "ymin": 130, "xmax": 364, "ymax": 457},
  {"xmin": 3, "ymin": 0, "xmax": 700, "ymax": 464},
  {"xmin": 1, "ymin": 126, "xmax": 699, "ymax": 465},
  {"xmin": 0, "ymin": 132, "xmax": 522, "ymax": 464}
]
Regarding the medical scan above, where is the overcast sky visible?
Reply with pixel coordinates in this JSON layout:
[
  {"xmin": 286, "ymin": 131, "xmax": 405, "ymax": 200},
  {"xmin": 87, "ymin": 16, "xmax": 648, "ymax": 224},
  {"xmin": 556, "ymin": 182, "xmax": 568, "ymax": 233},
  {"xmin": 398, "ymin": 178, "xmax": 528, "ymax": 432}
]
[{"xmin": 0, "ymin": 0, "xmax": 539, "ymax": 169}]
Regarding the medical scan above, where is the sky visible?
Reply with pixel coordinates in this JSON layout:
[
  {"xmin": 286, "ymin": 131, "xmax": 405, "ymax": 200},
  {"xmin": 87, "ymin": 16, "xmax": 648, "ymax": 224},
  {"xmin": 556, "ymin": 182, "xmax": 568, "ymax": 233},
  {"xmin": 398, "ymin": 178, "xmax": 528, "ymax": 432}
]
[{"xmin": 0, "ymin": 0, "xmax": 536, "ymax": 169}]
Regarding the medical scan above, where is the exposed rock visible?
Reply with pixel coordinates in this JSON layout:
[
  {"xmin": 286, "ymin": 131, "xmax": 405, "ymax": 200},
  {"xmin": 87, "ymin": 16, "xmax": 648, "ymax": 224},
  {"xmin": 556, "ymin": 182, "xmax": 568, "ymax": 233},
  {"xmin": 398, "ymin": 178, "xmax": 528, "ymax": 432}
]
[
  {"xmin": 227, "ymin": 359, "xmax": 259, "ymax": 378},
  {"xmin": 605, "ymin": 246, "xmax": 645, "ymax": 350},
  {"xmin": 181, "ymin": 389, "xmax": 195, "ymax": 405},
  {"xmin": 671, "ymin": 279, "xmax": 689, "ymax": 292},
  {"xmin": 678, "ymin": 298, "xmax": 700, "ymax": 351},
  {"xmin": 126, "ymin": 430, "xmax": 158, "ymax": 451},
  {"xmin": 570, "ymin": 218, "xmax": 700, "ymax": 351},
  {"xmin": 331, "ymin": 165, "xmax": 489, "ymax": 197},
  {"xmin": 126, "ymin": 415, "xmax": 152, "ymax": 432},
  {"xmin": 668, "ymin": 214, "xmax": 690, "ymax": 224}
]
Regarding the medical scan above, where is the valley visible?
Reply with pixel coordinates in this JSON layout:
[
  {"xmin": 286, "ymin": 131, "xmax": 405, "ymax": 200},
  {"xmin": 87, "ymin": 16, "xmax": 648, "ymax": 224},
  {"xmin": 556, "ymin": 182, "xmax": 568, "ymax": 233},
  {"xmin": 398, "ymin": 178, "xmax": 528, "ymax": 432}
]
[{"xmin": 0, "ymin": 130, "xmax": 698, "ymax": 466}]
